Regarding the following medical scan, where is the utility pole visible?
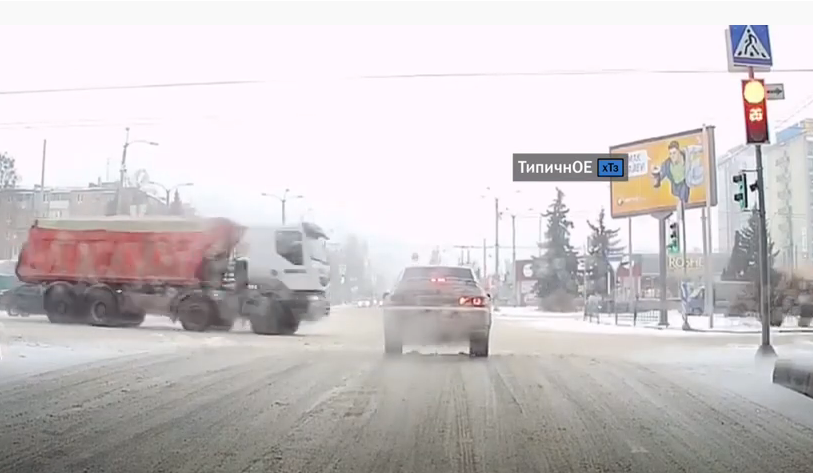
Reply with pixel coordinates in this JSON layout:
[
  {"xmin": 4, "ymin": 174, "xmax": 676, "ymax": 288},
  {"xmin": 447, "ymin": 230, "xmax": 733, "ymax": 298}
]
[
  {"xmin": 116, "ymin": 127, "xmax": 131, "ymax": 215},
  {"xmin": 38, "ymin": 139, "xmax": 47, "ymax": 218},
  {"xmin": 511, "ymin": 213, "xmax": 517, "ymax": 305},
  {"xmin": 494, "ymin": 197, "xmax": 500, "ymax": 306},
  {"xmin": 262, "ymin": 189, "xmax": 303, "ymax": 225},
  {"xmin": 482, "ymin": 238, "xmax": 487, "ymax": 286},
  {"xmin": 115, "ymin": 128, "xmax": 159, "ymax": 215}
]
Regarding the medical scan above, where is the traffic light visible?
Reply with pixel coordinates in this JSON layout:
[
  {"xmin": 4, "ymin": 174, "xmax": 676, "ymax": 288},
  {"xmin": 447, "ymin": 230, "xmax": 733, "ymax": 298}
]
[
  {"xmin": 742, "ymin": 78, "xmax": 770, "ymax": 144},
  {"xmin": 732, "ymin": 172, "xmax": 749, "ymax": 210},
  {"xmin": 667, "ymin": 221, "xmax": 680, "ymax": 254}
]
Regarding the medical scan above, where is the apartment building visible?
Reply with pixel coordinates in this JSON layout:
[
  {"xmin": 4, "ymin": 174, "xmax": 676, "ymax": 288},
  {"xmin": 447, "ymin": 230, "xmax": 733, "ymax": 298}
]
[
  {"xmin": 716, "ymin": 119, "xmax": 813, "ymax": 269},
  {"xmin": 0, "ymin": 182, "xmax": 170, "ymax": 259},
  {"xmin": 763, "ymin": 119, "xmax": 813, "ymax": 269}
]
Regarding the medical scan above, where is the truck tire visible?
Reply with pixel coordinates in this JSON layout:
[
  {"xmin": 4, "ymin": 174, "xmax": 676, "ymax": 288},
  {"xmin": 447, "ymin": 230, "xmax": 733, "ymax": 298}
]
[
  {"xmin": 469, "ymin": 333, "xmax": 490, "ymax": 358},
  {"xmin": 85, "ymin": 285, "xmax": 120, "ymax": 327},
  {"xmin": 178, "ymin": 293, "xmax": 216, "ymax": 332},
  {"xmin": 250, "ymin": 297, "xmax": 299, "ymax": 335},
  {"xmin": 44, "ymin": 282, "xmax": 80, "ymax": 324}
]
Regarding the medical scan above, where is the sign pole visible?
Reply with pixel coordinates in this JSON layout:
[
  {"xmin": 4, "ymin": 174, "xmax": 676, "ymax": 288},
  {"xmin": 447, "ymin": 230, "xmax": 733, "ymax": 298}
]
[
  {"xmin": 679, "ymin": 200, "xmax": 691, "ymax": 330},
  {"xmin": 703, "ymin": 125, "xmax": 715, "ymax": 328}
]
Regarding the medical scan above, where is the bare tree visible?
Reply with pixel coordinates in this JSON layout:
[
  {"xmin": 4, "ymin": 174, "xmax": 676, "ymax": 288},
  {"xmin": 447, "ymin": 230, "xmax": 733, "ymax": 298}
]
[{"xmin": 0, "ymin": 152, "xmax": 20, "ymax": 189}]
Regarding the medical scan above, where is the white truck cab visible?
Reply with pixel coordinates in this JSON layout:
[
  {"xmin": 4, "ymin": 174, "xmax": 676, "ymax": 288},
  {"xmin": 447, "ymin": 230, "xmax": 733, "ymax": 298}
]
[{"xmin": 236, "ymin": 222, "xmax": 331, "ymax": 321}]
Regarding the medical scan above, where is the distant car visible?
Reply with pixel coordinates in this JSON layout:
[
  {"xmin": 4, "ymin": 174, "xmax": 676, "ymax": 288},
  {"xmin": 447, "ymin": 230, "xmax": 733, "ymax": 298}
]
[
  {"xmin": 382, "ymin": 265, "xmax": 491, "ymax": 357},
  {"xmin": 357, "ymin": 300, "xmax": 372, "ymax": 308}
]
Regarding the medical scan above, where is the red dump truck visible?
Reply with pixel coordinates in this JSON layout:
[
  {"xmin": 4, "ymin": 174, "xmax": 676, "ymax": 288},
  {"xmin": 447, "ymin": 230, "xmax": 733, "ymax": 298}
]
[{"xmin": 14, "ymin": 216, "xmax": 312, "ymax": 335}]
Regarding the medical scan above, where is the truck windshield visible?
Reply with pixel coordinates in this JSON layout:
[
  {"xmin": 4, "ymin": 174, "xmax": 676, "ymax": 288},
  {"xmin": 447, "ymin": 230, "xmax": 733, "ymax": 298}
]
[
  {"xmin": 306, "ymin": 237, "xmax": 329, "ymax": 264},
  {"xmin": 276, "ymin": 230, "xmax": 304, "ymax": 266}
]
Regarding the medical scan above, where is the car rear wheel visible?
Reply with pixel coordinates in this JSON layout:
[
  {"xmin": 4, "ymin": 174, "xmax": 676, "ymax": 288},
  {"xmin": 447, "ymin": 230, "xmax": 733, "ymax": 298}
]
[{"xmin": 470, "ymin": 333, "xmax": 489, "ymax": 358}]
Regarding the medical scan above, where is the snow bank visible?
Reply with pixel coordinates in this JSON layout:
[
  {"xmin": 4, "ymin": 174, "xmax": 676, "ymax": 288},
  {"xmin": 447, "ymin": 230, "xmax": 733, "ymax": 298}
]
[{"xmin": 496, "ymin": 307, "xmax": 581, "ymax": 319}]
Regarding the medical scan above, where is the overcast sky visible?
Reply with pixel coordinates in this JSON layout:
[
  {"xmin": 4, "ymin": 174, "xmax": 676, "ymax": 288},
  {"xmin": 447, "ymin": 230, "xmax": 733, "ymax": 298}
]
[{"xmin": 0, "ymin": 22, "xmax": 810, "ymax": 267}]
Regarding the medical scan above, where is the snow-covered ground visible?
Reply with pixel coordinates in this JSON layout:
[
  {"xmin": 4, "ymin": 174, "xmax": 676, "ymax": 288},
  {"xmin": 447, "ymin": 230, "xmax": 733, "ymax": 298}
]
[
  {"xmin": 498, "ymin": 306, "xmax": 813, "ymax": 336},
  {"xmin": 0, "ymin": 304, "xmax": 358, "ymax": 379}
]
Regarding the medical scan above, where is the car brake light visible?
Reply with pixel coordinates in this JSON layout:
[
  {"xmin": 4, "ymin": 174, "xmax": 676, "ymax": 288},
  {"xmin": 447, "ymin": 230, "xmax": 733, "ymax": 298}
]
[
  {"xmin": 458, "ymin": 296, "xmax": 486, "ymax": 307},
  {"xmin": 430, "ymin": 277, "xmax": 446, "ymax": 283}
]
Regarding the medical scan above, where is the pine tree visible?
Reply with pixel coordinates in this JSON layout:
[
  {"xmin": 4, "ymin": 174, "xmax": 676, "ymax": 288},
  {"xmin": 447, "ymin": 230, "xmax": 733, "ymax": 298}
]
[
  {"xmin": 533, "ymin": 188, "xmax": 579, "ymax": 309},
  {"xmin": 585, "ymin": 208, "xmax": 625, "ymax": 296},
  {"xmin": 724, "ymin": 209, "xmax": 783, "ymax": 323},
  {"xmin": 722, "ymin": 209, "xmax": 776, "ymax": 282}
]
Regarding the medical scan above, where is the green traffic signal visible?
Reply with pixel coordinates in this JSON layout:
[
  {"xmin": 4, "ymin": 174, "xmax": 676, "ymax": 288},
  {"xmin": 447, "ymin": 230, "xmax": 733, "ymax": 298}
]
[
  {"xmin": 732, "ymin": 172, "xmax": 748, "ymax": 210},
  {"xmin": 667, "ymin": 222, "xmax": 680, "ymax": 254}
]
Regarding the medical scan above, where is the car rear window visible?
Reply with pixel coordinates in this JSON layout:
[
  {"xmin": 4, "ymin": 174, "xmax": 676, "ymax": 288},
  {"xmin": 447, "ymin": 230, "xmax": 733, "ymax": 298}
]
[{"xmin": 402, "ymin": 266, "xmax": 475, "ymax": 281}]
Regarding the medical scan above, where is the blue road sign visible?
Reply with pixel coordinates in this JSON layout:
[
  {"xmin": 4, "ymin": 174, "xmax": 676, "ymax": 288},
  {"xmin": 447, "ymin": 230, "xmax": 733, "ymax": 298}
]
[{"xmin": 728, "ymin": 25, "xmax": 773, "ymax": 68}]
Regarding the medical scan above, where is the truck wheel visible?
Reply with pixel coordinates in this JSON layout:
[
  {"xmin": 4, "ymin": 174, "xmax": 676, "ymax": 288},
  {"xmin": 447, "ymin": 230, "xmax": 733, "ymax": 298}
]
[
  {"xmin": 44, "ymin": 283, "xmax": 80, "ymax": 324},
  {"xmin": 469, "ymin": 333, "xmax": 490, "ymax": 358},
  {"xmin": 250, "ymin": 297, "xmax": 284, "ymax": 335},
  {"xmin": 85, "ymin": 285, "xmax": 119, "ymax": 327},
  {"xmin": 279, "ymin": 315, "xmax": 300, "ymax": 336},
  {"xmin": 178, "ymin": 294, "xmax": 215, "ymax": 332}
]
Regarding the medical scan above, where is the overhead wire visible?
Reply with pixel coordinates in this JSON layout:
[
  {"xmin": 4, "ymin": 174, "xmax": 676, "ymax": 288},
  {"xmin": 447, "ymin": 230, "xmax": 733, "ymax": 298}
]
[
  {"xmin": 1, "ymin": 66, "xmax": 813, "ymax": 97},
  {"xmin": 1, "ymin": 67, "xmax": 813, "ymax": 131}
]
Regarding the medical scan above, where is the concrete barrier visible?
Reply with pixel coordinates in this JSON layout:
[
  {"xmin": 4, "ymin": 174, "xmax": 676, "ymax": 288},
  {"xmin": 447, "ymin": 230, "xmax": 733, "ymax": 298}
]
[{"xmin": 772, "ymin": 358, "xmax": 813, "ymax": 397}]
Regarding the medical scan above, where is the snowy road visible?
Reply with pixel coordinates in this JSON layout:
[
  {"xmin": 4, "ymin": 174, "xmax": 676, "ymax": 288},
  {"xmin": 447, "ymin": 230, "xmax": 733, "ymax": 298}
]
[{"xmin": 2, "ymin": 307, "xmax": 813, "ymax": 472}]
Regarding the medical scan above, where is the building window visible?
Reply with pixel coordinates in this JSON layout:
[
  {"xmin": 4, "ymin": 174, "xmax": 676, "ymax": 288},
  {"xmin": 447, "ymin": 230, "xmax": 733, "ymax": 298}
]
[{"xmin": 75, "ymin": 193, "xmax": 84, "ymax": 202}]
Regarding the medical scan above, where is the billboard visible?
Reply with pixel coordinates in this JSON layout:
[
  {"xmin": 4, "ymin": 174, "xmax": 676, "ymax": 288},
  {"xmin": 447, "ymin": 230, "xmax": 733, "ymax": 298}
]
[{"xmin": 609, "ymin": 127, "xmax": 717, "ymax": 218}]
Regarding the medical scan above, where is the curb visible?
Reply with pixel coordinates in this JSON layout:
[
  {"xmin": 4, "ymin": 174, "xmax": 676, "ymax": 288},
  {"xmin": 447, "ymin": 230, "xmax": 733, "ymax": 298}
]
[{"xmin": 772, "ymin": 358, "xmax": 813, "ymax": 397}]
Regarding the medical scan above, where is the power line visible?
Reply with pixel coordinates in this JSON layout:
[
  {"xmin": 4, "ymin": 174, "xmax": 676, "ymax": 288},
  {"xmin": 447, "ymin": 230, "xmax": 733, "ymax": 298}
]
[
  {"xmin": 357, "ymin": 68, "xmax": 813, "ymax": 80},
  {"xmin": 0, "ymin": 79, "xmax": 265, "ymax": 97},
  {"xmin": 2, "ymin": 67, "xmax": 813, "ymax": 97}
]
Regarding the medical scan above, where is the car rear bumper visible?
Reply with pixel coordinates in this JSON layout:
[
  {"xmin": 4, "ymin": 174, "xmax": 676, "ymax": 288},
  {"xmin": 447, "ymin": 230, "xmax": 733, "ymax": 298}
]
[{"xmin": 384, "ymin": 306, "xmax": 491, "ymax": 342}]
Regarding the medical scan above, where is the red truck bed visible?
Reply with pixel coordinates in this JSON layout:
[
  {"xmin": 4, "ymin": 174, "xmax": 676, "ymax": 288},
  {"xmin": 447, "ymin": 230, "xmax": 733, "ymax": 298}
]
[{"xmin": 16, "ymin": 216, "xmax": 243, "ymax": 286}]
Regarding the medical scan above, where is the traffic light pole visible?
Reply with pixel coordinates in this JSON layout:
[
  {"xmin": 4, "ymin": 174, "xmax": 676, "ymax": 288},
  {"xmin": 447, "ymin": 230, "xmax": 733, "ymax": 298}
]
[
  {"xmin": 755, "ymin": 142, "xmax": 774, "ymax": 357},
  {"xmin": 747, "ymin": 67, "xmax": 775, "ymax": 358},
  {"xmin": 679, "ymin": 201, "xmax": 690, "ymax": 331},
  {"xmin": 656, "ymin": 213, "xmax": 670, "ymax": 327}
]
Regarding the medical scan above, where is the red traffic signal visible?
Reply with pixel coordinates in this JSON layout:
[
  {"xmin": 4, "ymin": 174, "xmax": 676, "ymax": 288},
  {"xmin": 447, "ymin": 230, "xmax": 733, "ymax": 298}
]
[{"xmin": 742, "ymin": 79, "xmax": 769, "ymax": 145}]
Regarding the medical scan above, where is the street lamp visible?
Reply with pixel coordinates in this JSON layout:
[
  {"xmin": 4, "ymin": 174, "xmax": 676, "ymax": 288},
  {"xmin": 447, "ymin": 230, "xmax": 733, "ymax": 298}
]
[
  {"xmin": 261, "ymin": 188, "xmax": 304, "ymax": 224},
  {"xmin": 116, "ymin": 127, "xmax": 159, "ymax": 214},
  {"xmin": 149, "ymin": 181, "xmax": 193, "ymax": 214}
]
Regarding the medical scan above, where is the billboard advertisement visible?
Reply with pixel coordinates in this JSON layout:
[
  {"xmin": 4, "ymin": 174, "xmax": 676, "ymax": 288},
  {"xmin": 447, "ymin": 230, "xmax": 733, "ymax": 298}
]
[{"xmin": 609, "ymin": 127, "xmax": 717, "ymax": 218}]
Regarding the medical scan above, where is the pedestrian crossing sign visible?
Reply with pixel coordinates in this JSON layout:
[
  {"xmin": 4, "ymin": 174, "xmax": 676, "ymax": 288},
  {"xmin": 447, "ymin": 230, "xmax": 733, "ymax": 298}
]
[{"xmin": 726, "ymin": 25, "xmax": 773, "ymax": 71}]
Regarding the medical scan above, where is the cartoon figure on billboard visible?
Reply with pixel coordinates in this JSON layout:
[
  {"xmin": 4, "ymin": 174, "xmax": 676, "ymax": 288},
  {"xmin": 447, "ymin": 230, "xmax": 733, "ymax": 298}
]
[{"xmin": 650, "ymin": 140, "xmax": 704, "ymax": 204}]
